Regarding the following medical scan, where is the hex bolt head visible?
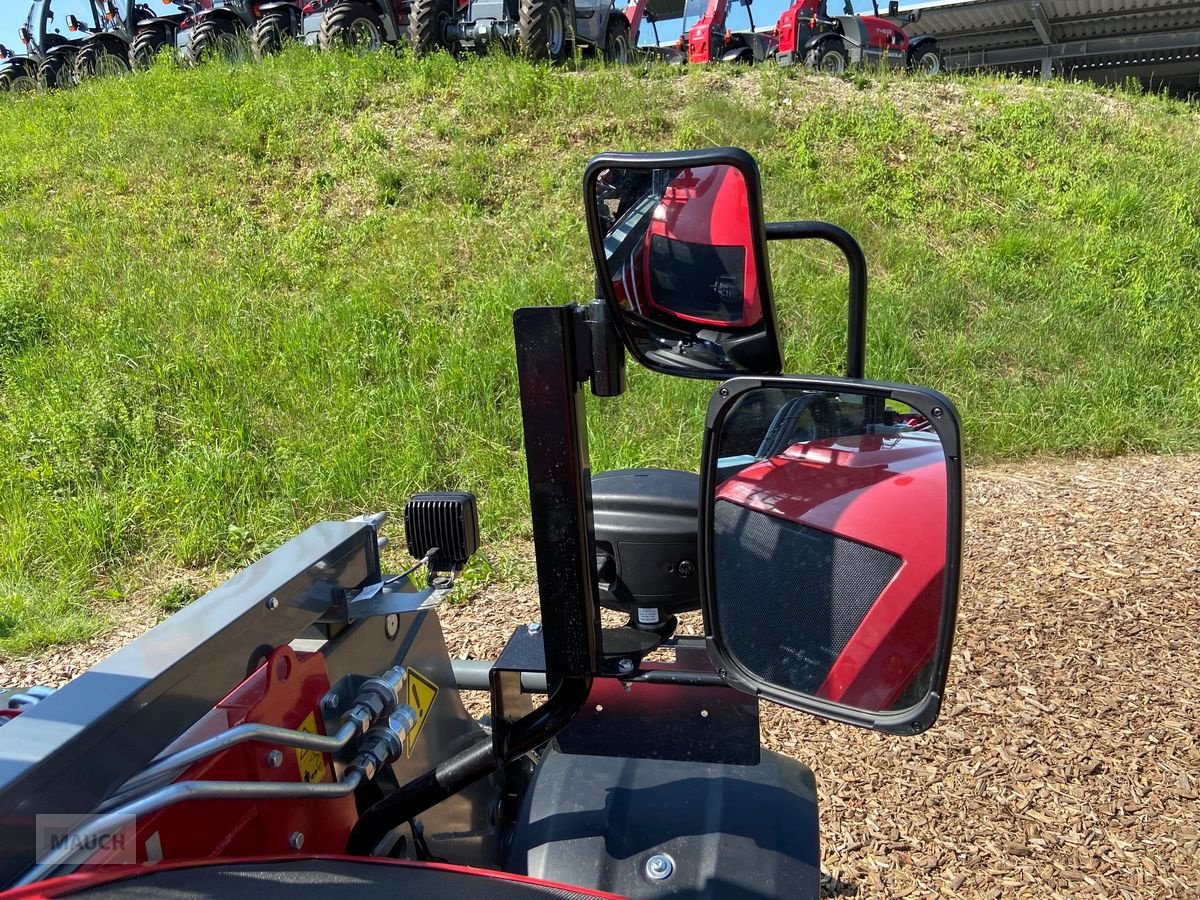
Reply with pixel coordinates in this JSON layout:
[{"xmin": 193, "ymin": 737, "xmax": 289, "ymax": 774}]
[
  {"xmin": 289, "ymin": 832, "xmax": 304, "ymax": 851},
  {"xmin": 321, "ymin": 692, "xmax": 340, "ymax": 711},
  {"xmin": 266, "ymin": 750, "xmax": 284, "ymax": 769},
  {"xmin": 645, "ymin": 853, "xmax": 674, "ymax": 881},
  {"xmin": 526, "ymin": 622, "xmax": 542, "ymax": 635},
  {"xmin": 617, "ymin": 658, "xmax": 635, "ymax": 675}
]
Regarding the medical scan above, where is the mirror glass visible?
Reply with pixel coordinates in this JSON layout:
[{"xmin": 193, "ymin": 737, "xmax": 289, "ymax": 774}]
[
  {"xmin": 710, "ymin": 386, "xmax": 947, "ymax": 716},
  {"xmin": 590, "ymin": 162, "xmax": 779, "ymax": 378}
]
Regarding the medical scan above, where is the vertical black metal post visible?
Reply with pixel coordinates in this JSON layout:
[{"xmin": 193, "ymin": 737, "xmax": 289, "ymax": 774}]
[{"xmin": 512, "ymin": 306, "xmax": 602, "ymax": 677}]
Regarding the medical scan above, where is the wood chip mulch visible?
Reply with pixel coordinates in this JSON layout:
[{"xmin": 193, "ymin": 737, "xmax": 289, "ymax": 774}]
[{"xmin": 3, "ymin": 455, "xmax": 1197, "ymax": 898}]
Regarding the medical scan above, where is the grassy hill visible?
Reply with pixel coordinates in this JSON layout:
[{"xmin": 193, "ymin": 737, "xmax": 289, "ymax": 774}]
[{"xmin": 1, "ymin": 50, "xmax": 1198, "ymax": 650}]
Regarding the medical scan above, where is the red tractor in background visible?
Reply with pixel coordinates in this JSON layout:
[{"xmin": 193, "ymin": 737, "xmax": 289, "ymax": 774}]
[
  {"xmin": 686, "ymin": 0, "xmax": 776, "ymax": 65},
  {"xmin": 776, "ymin": 0, "xmax": 941, "ymax": 73}
]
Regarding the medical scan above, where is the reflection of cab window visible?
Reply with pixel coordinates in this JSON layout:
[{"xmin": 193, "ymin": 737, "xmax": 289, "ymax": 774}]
[{"xmin": 648, "ymin": 235, "xmax": 745, "ymax": 323}]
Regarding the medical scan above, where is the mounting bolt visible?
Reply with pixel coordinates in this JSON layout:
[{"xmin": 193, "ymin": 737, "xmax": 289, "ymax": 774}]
[
  {"xmin": 385, "ymin": 614, "xmax": 399, "ymax": 640},
  {"xmin": 289, "ymin": 832, "xmax": 304, "ymax": 851},
  {"xmin": 526, "ymin": 622, "xmax": 542, "ymax": 636},
  {"xmin": 265, "ymin": 596, "xmax": 279, "ymax": 610},
  {"xmin": 645, "ymin": 853, "xmax": 674, "ymax": 881},
  {"xmin": 266, "ymin": 750, "xmax": 284, "ymax": 769},
  {"xmin": 617, "ymin": 658, "xmax": 634, "ymax": 675},
  {"xmin": 321, "ymin": 692, "xmax": 340, "ymax": 711},
  {"xmin": 677, "ymin": 560, "xmax": 695, "ymax": 578}
]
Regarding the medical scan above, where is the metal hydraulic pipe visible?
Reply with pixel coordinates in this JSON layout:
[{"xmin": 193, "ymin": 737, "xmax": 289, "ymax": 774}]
[
  {"xmin": 105, "ymin": 667, "xmax": 407, "ymax": 807},
  {"xmin": 101, "ymin": 719, "xmax": 360, "ymax": 809},
  {"xmin": 17, "ymin": 770, "xmax": 365, "ymax": 887}
]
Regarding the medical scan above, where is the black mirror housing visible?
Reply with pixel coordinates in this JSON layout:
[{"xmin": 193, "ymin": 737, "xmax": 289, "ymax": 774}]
[
  {"xmin": 583, "ymin": 148, "xmax": 783, "ymax": 380},
  {"xmin": 888, "ymin": 0, "xmax": 899, "ymax": 15},
  {"xmin": 700, "ymin": 375, "xmax": 962, "ymax": 734}
]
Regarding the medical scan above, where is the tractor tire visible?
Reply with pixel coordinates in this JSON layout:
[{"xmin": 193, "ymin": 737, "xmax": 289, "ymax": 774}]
[
  {"xmin": 253, "ymin": 11, "xmax": 294, "ymax": 59},
  {"xmin": 908, "ymin": 44, "xmax": 942, "ymax": 74},
  {"xmin": 519, "ymin": 0, "xmax": 570, "ymax": 62},
  {"xmin": 603, "ymin": 15, "xmax": 631, "ymax": 64},
  {"xmin": 130, "ymin": 27, "xmax": 173, "ymax": 69},
  {"xmin": 319, "ymin": 2, "xmax": 385, "ymax": 52},
  {"xmin": 0, "ymin": 68, "xmax": 38, "ymax": 93},
  {"xmin": 38, "ymin": 52, "xmax": 78, "ymax": 89},
  {"xmin": 75, "ymin": 43, "xmax": 132, "ymax": 81},
  {"xmin": 188, "ymin": 19, "xmax": 250, "ymax": 64},
  {"xmin": 409, "ymin": 0, "xmax": 454, "ymax": 54},
  {"xmin": 805, "ymin": 42, "xmax": 847, "ymax": 74}
]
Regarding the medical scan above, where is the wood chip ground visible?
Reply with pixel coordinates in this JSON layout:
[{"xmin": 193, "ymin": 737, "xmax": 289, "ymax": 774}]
[{"xmin": 3, "ymin": 455, "xmax": 1197, "ymax": 897}]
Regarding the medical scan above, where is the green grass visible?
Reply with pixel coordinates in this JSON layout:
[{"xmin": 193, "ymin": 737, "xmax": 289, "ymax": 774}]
[{"xmin": 0, "ymin": 50, "xmax": 1198, "ymax": 651}]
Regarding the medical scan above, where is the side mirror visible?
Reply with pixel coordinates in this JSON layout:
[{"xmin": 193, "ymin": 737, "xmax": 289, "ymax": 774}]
[
  {"xmin": 0, "ymin": 44, "xmax": 10, "ymax": 59},
  {"xmin": 19, "ymin": 26, "xmax": 33, "ymax": 43},
  {"xmin": 584, "ymin": 149, "xmax": 782, "ymax": 380},
  {"xmin": 701, "ymin": 376, "xmax": 962, "ymax": 733},
  {"xmin": 907, "ymin": 10, "xmax": 920, "ymax": 23},
  {"xmin": 66, "ymin": 14, "xmax": 81, "ymax": 31},
  {"xmin": 888, "ymin": 0, "xmax": 899, "ymax": 15}
]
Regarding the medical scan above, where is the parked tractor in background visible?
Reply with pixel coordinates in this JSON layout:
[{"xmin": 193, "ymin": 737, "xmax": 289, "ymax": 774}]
[
  {"xmin": 67, "ymin": 1, "xmax": 197, "ymax": 80},
  {"xmin": 776, "ymin": 0, "xmax": 941, "ymax": 73},
  {"xmin": 686, "ymin": 0, "xmax": 776, "ymax": 64},
  {"xmin": 0, "ymin": 5, "xmax": 42, "ymax": 92},
  {"xmin": 32, "ymin": 0, "xmax": 103, "ymax": 87},
  {"xmin": 298, "ymin": 1, "xmax": 411, "ymax": 54},
  {"xmin": 406, "ymin": 0, "xmax": 640, "ymax": 62},
  {"xmin": 176, "ymin": 0, "xmax": 294, "ymax": 62}
]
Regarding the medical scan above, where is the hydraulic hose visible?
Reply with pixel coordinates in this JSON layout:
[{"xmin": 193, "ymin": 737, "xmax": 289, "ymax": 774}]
[{"xmin": 346, "ymin": 675, "xmax": 592, "ymax": 856}]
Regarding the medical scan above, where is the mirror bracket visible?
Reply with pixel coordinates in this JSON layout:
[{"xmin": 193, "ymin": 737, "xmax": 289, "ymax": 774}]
[{"xmin": 764, "ymin": 221, "xmax": 868, "ymax": 380}]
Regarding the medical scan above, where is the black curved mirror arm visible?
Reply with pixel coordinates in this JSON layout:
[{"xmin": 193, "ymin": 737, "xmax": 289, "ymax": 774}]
[{"xmin": 765, "ymin": 221, "xmax": 867, "ymax": 380}]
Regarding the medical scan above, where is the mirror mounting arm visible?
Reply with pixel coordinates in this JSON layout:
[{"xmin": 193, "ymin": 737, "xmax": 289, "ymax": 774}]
[
  {"xmin": 586, "ymin": 299, "xmax": 626, "ymax": 398},
  {"xmin": 765, "ymin": 221, "xmax": 868, "ymax": 380}
]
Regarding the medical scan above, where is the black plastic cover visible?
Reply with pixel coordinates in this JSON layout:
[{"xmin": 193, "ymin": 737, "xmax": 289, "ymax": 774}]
[
  {"xmin": 591, "ymin": 469, "xmax": 700, "ymax": 616},
  {"xmin": 404, "ymin": 492, "xmax": 479, "ymax": 570},
  {"xmin": 508, "ymin": 746, "xmax": 820, "ymax": 899}
]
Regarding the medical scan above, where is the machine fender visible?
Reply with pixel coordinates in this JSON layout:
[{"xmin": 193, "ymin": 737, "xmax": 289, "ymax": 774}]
[
  {"xmin": 195, "ymin": 8, "xmax": 246, "ymax": 26},
  {"xmin": 906, "ymin": 34, "xmax": 936, "ymax": 52},
  {"xmin": 259, "ymin": 1, "xmax": 303, "ymax": 25},
  {"xmin": 802, "ymin": 32, "xmax": 840, "ymax": 53},
  {"xmin": 720, "ymin": 46, "xmax": 753, "ymax": 63}
]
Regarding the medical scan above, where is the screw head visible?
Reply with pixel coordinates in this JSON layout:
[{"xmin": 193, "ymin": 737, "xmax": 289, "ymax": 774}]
[
  {"xmin": 289, "ymin": 832, "xmax": 304, "ymax": 851},
  {"xmin": 931, "ymin": 406, "xmax": 944, "ymax": 418},
  {"xmin": 645, "ymin": 853, "xmax": 674, "ymax": 881},
  {"xmin": 265, "ymin": 596, "xmax": 279, "ymax": 610},
  {"xmin": 617, "ymin": 658, "xmax": 634, "ymax": 675},
  {"xmin": 266, "ymin": 749, "xmax": 284, "ymax": 769},
  {"xmin": 677, "ymin": 559, "xmax": 695, "ymax": 578},
  {"xmin": 385, "ymin": 613, "xmax": 399, "ymax": 639}
]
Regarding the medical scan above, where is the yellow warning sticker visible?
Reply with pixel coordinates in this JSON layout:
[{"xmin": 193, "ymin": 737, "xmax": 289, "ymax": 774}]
[
  {"xmin": 294, "ymin": 711, "xmax": 327, "ymax": 783},
  {"xmin": 406, "ymin": 668, "xmax": 439, "ymax": 758}
]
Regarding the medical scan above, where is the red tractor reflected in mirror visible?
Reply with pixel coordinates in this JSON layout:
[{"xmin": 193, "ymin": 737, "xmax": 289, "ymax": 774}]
[
  {"xmin": 703, "ymin": 380, "xmax": 960, "ymax": 731},
  {"xmin": 586, "ymin": 157, "xmax": 783, "ymax": 379}
]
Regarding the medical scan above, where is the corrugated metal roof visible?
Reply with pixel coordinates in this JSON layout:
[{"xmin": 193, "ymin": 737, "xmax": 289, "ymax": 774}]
[{"xmin": 901, "ymin": 0, "xmax": 1200, "ymax": 81}]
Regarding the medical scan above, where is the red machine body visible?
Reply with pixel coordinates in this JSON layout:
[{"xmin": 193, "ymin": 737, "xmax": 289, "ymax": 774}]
[
  {"xmin": 611, "ymin": 166, "xmax": 761, "ymax": 329},
  {"xmin": 715, "ymin": 431, "xmax": 946, "ymax": 710}
]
